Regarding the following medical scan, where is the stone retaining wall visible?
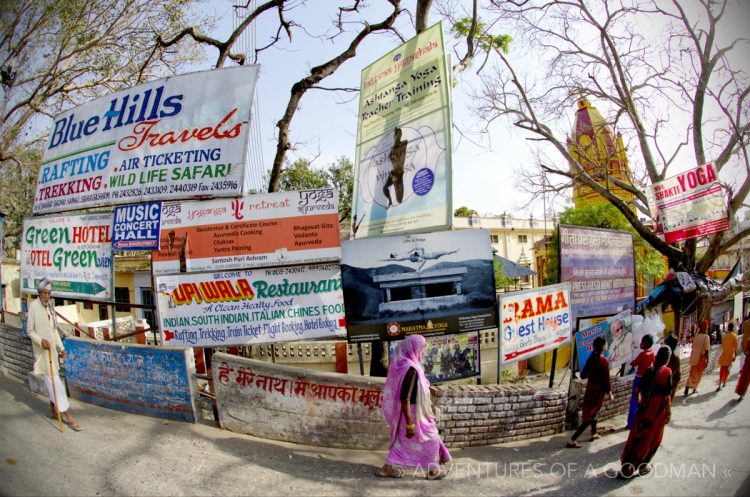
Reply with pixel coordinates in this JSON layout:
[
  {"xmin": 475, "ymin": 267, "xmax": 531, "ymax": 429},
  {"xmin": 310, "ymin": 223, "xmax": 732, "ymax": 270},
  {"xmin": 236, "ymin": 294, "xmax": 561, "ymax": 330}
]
[
  {"xmin": 433, "ymin": 384, "xmax": 568, "ymax": 447},
  {"xmin": 0, "ymin": 323, "xmax": 34, "ymax": 383},
  {"xmin": 566, "ymin": 345, "xmax": 721, "ymax": 428}
]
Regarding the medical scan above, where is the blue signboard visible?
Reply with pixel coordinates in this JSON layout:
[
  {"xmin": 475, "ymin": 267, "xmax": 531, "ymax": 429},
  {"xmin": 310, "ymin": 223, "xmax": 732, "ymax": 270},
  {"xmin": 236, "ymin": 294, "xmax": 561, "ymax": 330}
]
[
  {"xmin": 64, "ymin": 337, "xmax": 198, "ymax": 422},
  {"xmin": 112, "ymin": 201, "xmax": 162, "ymax": 250}
]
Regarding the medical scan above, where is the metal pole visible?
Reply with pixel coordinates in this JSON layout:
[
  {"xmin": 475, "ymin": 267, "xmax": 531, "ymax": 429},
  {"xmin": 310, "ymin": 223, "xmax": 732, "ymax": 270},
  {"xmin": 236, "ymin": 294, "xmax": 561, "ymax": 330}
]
[
  {"xmin": 357, "ymin": 343, "xmax": 364, "ymax": 375},
  {"xmin": 548, "ymin": 348, "xmax": 558, "ymax": 388}
]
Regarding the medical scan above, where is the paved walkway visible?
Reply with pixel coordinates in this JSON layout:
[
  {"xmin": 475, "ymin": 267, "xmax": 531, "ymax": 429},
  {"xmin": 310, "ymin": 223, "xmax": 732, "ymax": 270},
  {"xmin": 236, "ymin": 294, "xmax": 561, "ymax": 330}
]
[{"xmin": 1, "ymin": 363, "xmax": 749, "ymax": 496}]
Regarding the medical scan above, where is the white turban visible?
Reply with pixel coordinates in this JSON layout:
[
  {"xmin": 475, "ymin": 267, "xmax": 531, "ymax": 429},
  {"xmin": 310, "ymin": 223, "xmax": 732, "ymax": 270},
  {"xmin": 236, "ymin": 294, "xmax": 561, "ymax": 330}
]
[{"xmin": 37, "ymin": 277, "xmax": 52, "ymax": 292}]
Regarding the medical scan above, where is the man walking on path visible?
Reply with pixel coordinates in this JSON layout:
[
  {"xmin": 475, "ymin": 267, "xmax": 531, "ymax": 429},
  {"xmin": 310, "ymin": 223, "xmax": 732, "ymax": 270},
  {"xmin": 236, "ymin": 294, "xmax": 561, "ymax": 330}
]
[
  {"xmin": 685, "ymin": 320, "xmax": 711, "ymax": 396},
  {"xmin": 717, "ymin": 322, "xmax": 738, "ymax": 391},
  {"xmin": 27, "ymin": 277, "xmax": 82, "ymax": 431}
]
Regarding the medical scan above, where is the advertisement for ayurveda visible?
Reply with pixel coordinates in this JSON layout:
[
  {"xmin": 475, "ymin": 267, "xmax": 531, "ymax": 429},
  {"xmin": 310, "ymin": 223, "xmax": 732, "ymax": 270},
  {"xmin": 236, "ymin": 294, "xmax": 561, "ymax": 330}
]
[
  {"xmin": 499, "ymin": 283, "xmax": 572, "ymax": 364},
  {"xmin": 153, "ymin": 189, "xmax": 341, "ymax": 275},
  {"xmin": 341, "ymin": 229, "xmax": 497, "ymax": 342},
  {"xmin": 20, "ymin": 212, "xmax": 113, "ymax": 299},
  {"xmin": 33, "ymin": 66, "xmax": 259, "ymax": 214},
  {"xmin": 351, "ymin": 22, "xmax": 452, "ymax": 238},
  {"xmin": 156, "ymin": 264, "xmax": 346, "ymax": 347}
]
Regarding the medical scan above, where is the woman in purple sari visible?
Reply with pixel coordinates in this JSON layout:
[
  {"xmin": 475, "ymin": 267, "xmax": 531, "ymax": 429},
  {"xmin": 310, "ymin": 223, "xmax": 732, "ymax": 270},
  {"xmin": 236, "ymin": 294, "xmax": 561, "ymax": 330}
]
[{"xmin": 377, "ymin": 335, "xmax": 451, "ymax": 479}]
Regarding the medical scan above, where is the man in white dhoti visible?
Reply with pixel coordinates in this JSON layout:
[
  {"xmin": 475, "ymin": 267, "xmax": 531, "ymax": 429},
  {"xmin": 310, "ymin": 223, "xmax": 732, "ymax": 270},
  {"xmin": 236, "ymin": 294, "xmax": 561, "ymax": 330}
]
[{"xmin": 27, "ymin": 277, "xmax": 82, "ymax": 431}]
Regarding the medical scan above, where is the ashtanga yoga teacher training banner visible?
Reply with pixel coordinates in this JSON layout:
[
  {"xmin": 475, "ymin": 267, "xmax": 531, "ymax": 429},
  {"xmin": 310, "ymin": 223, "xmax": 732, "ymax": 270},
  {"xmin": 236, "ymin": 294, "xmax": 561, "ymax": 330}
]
[
  {"xmin": 499, "ymin": 283, "xmax": 572, "ymax": 364},
  {"xmin": 20, "ymin": 212, "xmax": 113, "ymax": 299},
  {"xmin": 33, "ymin": 66, "xmax": 259, "ymax": 215},
  {"xmin": 559, "ymin": 225, "xmax": 635, "ymax": 324},
  {"xmin": 645, "ymin": 162, "xmax": 729, "ymax": 244},
  {"xmin": 153, "ymin": 189, "xmax": 341, "ymax": 275},
  {"xmin": 351, "ymin": 22, "xmax": 452, "ymax": 238},
  {"xmin": 156, "ymin": 264, "xmax": 346, "ymax": 348}
]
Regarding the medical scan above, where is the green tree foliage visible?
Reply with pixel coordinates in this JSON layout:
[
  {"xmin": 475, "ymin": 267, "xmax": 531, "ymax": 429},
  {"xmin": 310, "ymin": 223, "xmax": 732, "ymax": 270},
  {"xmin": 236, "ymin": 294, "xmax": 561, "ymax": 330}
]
[
  {"xmin": 454, "ymin": 206, "xmax": 478, "ymax": 217},
  {"xmin": 276, "ymin": 156, "xmax": 354, "ymax": 223},
  {"xmin": 0, "ymin": 0, "xmax": 205, "ymax": 256},
  {"xmin": 493, "ymin": 257, "xmax": 515, "ymax": 290},
  {"xmin": 450, "ymin": 17, "xmax": 511, "ymax": 54},
  {"xmin": 542, "ymin": 204, "xmax": 665, "ymax": 287}
]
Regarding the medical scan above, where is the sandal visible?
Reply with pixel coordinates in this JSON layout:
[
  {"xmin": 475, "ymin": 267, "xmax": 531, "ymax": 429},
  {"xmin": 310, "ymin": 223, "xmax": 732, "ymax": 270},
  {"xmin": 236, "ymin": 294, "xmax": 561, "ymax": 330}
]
[
  {"xmin": 374, "ymin": 468, "xmax": 404, "ymax": 478},
  {"xmin": 426, "ymin": 470, "xmax": 448, "ymax": 480},
  {"xmin": 566, "ymin": 441, "xmax": 582, "ymax": 448},
  {"xmin": 590, "ymin": 434, "xmax": 601, "ymax": 441},
  {"xmin": 64, "ymin": 419, "xmax": 83, "ymax": 432},
  {"xmin": 638, "ymin": 464, "xmax": 652, "ymax": 476}
]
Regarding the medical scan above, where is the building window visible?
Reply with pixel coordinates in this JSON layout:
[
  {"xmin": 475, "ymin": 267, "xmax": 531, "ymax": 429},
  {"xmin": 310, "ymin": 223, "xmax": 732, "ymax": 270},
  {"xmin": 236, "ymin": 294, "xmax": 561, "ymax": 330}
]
[
  {"xmin": 518, "ymin": 234, "xmax": 528, "ymax": 244},
  {"xmin": 99, "ymin": 304, "xmax": 109, "ymax": 320},
  {"xmin": 491, "ymin": 234, "xmax": 499, "ymax": 244},
  {"xmin": 83, "ymin": 300, "xmax": 93, "ymax": 310},
  {"xmin": 115, "ymin": 287, "xmax": 131, "ymax": 312},
  {"xmin": 140, "ymin": 288, "xmax": 156, "ymax": 329}
]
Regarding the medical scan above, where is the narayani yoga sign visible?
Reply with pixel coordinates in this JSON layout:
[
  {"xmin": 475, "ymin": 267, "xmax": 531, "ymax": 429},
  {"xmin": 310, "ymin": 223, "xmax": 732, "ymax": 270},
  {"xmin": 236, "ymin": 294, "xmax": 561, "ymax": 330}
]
[{"xmin": 33, "ymin": 66, "xmax": 259, "ymax": 214}]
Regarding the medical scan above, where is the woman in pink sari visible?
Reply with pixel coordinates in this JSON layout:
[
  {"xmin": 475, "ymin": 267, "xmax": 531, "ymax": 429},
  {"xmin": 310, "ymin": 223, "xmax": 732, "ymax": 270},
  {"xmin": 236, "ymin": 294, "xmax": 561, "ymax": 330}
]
[{"xmin": 377, "ymin": 335, "xmax": 451, "ymax": 479}]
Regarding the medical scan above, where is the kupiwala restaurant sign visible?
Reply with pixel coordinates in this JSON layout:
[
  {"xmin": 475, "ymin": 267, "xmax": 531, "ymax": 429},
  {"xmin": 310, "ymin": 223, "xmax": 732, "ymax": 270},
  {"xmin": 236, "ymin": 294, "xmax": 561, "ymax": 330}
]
[
  {"xmin": 645, "ymin": 162, "xmax": 729, "ymax": 244},
  {"xmin": 20, "ymin": 212, "xmax": 113, "ymax": 299},
  {"xmin": 156, "ymin": 264, "xmax": 346, "ymax": 348},
  {"xmin": 33, "ymin": 66, "xmax": 259, "ymax": 214},
  {"xmin": 152, "ymin": 189, "xmax": 341, "ymax": 275}
]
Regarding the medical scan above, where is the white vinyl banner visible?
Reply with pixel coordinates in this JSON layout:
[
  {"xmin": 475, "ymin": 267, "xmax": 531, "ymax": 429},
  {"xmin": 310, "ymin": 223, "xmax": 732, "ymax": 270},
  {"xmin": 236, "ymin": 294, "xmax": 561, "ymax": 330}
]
[
  {"xmin": 33, "ymin": 66, "xmax": 259, "ymax": 214},
  {"xmin": 20, "ymin": 213, "xmax": 113, "ymax": 299},
  {"xmin": 156, "ymin": 264, "xmax": 346, "ymax": 347},
  {"xmin": 645, "ymin": 162, "xmax": 729, "ymax": 243},
  {"xmin": 499, "ymin": 283, "xmax": 572, "ymax": 364}
]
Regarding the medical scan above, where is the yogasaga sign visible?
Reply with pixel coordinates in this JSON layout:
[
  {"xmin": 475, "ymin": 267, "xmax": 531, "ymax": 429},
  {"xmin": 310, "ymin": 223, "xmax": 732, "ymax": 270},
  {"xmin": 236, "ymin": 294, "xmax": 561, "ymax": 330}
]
[
  {"xmin": 156, "ymin": 264, "xmax": 346, "ymax": 347},
  {"xmin": 351, "ymin": 22, "xmax": 452, "ymax": 238},
  {"xmin": 33, "ymin": 66, "xmax": 259, "ymax": 215},
  {"xmin": 20, "ymin": 213, "xmax": 113, "ymax": 299},
  {"xmin": 645, "ymin": 162, "xmax": 729, "ymax": 244},
  {"xmin": 559, "ymin": 225, "xmax": 635, "ymax": 323},
  {"xmin": 499, "ymin": 283, "xmax": 572, "ymax": 364},
  {"xmin": 153, "ymin": 189, "xmax": 341, "ymax": 275}
]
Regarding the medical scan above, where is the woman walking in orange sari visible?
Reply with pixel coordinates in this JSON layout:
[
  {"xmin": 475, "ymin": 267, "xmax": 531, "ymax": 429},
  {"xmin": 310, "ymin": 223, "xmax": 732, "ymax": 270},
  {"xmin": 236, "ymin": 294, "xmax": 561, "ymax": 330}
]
[{"xmin": 618, "ymin": 346, "xmax": 673, "ymax": 479}]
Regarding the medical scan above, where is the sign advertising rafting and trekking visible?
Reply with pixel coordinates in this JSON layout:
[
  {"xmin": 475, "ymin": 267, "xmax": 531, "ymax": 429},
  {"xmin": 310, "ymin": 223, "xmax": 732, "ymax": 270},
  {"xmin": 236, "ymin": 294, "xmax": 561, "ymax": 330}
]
[
  {"xmin": 499, "ymin": 283, "xmax": 572, "ymax": 365},
  {"xmin": 645, "ymin": 162, "xmax": 729, "ymax": 244},
  {"xmin": 33, "ymin": 66, "xmax": 260, "ymax": 215},
  {"xmin": 20, "ymin": 213, "xmax": 113, "ymax": 299},
  {"xmin": 152, "ymin": 189, "xmax": 341, "ymax": 275},
  {"xmin": 351, "ymin": 22, "xmax": 452, "ymax": 239},
  {"xmin": 156, "ymin": 264, "xmax": 346, "ymax": 348},
  {"xmin": 112, "ymin": 201, "xmax": 162, "ymax": 250},
  {"xmin": 559, "ymin": 225, "xmax": 635, "ymax": 324},
  {"xmin": 341, "ymin": 229, "xmax": 497, "ymax": 343}
]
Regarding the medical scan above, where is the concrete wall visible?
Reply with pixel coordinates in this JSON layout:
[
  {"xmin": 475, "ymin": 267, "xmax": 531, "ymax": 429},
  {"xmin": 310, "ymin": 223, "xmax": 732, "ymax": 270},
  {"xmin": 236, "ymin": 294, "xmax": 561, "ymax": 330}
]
[
  {"xmin": 64, "ymin": 337, "xmax": 199, "ymax": 422},
  {"xmin": 213, "ymin": 352, "xmax": 389, "ymax": 450}
]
